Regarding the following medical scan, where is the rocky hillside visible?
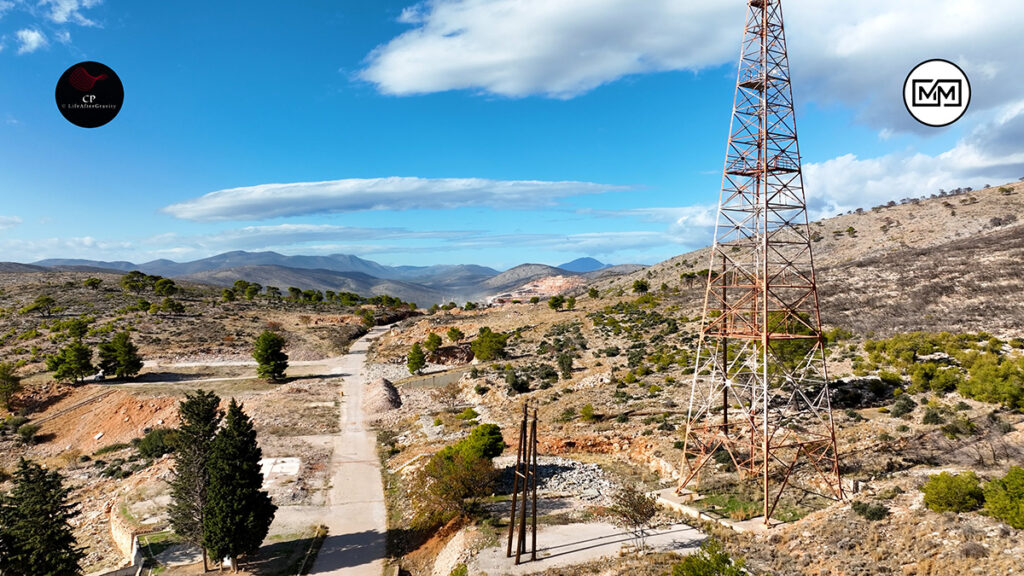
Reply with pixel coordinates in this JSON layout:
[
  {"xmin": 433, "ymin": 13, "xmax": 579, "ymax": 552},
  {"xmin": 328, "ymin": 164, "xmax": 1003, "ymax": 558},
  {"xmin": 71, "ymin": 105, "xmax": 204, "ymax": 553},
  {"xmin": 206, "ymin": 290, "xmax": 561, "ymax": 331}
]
[{"xmin": 595, "ymin": 181, "xmax": 1024, "ymax": 336}]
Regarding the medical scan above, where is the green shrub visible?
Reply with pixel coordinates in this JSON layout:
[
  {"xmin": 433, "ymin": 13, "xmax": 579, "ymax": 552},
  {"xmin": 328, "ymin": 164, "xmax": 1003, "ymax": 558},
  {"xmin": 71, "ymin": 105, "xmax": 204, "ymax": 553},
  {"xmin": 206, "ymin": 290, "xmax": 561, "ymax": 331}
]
[
  {"xmin": 580, "ymin": 404, "xmax": 597, "ymax": 422},
  {"xmin": 448, "ymin": 564, "xmax": 468, "ymax": 576},
  {"xmin": 1, "ymin": 415, "xmax": 29, "ymax": 434},
  {"xmin": 851, "ymin": 500, "xmax": 889, "ymax": 521},
  {"xmin": 471, "ymin": 328, "xmax": 509, "ymax": 361},
  {"xmin": 134, "ymin": 427, "xmax": 177, "ymax": 459},
  {"xmin": 671, "ymin": 539, "xmax": 745, "ymax": 576},
  {"xmin": 890, "ymin": 395, "xmax": 917, "ymax": 418},
  {"xmin": 958, "ymin": 353, "xmax": 1024, "ymax": 412},
  {"xmin": 16, "ymin": 423, "xmax": 41, "ymax": 444},
  {"xmin": 922, "ymin": 407, "xmax": 944, "ymax": 425},
  {"xmin": 922, "ymin": 471, "xmax": 984, "ymax": 513},
  {"xmin": 983, "ymin": 466, "xmax": 1024, "ymax": 529},
  {"xmin": 940, "ymin": 415, "xmax": 977, "ymax": 439},
  {"xmin": 452, "ymin": 423, "xmax": 506, "ymax": 460},
  {"xmin": 94, "ymin": 442, "xmax": 131, "ymax": 456},
  {"xmin": 557, "ymin": 407, "xmax": 577, "ymax": 422},
  {"xmin": 457, "ymin": 408, "xmax": 478, "ymax": 421},
  {"xmin": 878, "ymin": 486, "xmax": 904, "ymax": 500}
]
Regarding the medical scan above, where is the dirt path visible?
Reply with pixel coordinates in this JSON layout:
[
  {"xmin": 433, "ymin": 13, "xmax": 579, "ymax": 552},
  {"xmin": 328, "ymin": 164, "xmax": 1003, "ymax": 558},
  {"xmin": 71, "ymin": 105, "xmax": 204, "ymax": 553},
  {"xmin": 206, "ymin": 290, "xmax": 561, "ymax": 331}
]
[
  {"xmin": 274, "ymin": 324, "xmax": 391, "ymax": 575},
  {"xmin": 471, "ymin": 522, "xmax": 703, "ymax": 575}
]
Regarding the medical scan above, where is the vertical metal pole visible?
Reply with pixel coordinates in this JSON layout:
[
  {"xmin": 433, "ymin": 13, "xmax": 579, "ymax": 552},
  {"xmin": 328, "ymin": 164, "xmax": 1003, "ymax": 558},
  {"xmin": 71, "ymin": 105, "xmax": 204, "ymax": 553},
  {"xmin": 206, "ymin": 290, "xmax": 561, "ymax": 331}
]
[
  {"xmin": 722, "ymin": 263, "xmax": 729, "ymax": 439},
  {"xmin": 759, "ymin": 0, "xmax": 771, "ymax": 527},
  {"xmin": 530, "ymin": 409, "xmax": 539, "ymax": 561},
  {"xmin": 506, "ymin": 403, "xmax": 527, "ymax": 557},
  {"xmin": 515, "ymin": 416, "xmax": 530, "ymax": 565}
]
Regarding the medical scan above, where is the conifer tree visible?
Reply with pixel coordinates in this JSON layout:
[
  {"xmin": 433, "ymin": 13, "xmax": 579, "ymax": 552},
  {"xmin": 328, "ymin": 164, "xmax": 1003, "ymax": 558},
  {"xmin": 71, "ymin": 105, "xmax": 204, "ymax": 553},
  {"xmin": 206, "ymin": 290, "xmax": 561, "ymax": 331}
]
[
  {"xmin": 424, "ymin": 332, "xmax": 443, "ymax": 353},
  {"xmin": 252, "ymin": 330, "xmax": 288, "ymax": 381},
  {"xmin": 0, "ymin": 459, "xmax": 84, "ymax": 576},
  {"xmin": 0, "ymin": 361, "xmax": 22, "ymax": 410},
  {"xmin": 168, "ymin": 389, "xmax": 223, "ymax": 572},
  {"xmin": 203, "ymin": 399, "xmax": 276, "ymax": 572},
  {"xmin": 45, "ymin": 340, "xmax": 94, "ymax": 384},
  {"xmin": 407, "ymin": 342, "xmax": 426, "ymax": 374},
  {"xmin": 97, "ymin": 332, "xmax": 144, "ymax": 379}
]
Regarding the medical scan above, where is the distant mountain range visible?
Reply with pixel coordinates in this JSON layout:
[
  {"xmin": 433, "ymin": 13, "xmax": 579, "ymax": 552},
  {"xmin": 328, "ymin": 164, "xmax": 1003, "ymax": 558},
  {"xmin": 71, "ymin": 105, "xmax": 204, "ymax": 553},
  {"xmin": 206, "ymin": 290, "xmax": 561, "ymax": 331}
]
[
  {"xmin": 557, "ymin": 257, "xmax": 609, "ymax": 273},
  {"xmin": 28, "ymin": 251, "xmax": 641, "ymax": 306}
]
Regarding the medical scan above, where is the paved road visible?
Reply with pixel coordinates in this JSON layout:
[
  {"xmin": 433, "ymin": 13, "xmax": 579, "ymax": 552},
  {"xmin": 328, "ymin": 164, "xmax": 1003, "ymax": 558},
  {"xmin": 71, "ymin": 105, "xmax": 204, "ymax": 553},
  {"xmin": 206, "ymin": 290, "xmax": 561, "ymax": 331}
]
[{"xmin": 309, "ymin": 325, "xmax": 390, "ymax": 576}]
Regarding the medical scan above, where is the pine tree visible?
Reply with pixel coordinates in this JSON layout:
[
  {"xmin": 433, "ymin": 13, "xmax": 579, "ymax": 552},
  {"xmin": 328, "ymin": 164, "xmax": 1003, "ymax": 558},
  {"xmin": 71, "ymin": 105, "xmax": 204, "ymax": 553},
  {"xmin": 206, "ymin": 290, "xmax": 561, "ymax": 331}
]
[
  {"xmin": 168, "ymin": 389, "xmax": 222, "ymax": 572},
  {"xmin": 0, "ymin": 361, "xmax": 22, "ymax": 410},
  {"xmin": 0, "ymin": 459, "xmax": 84, "ymax": 576},
  {"xmin": 97, "ymin": 332, "xmax": 144, "ymax": 380},
  {"xmin": 204, "ymin": 399, "xmax": 276, "ymax": 571},
  {"xmin": 424, "ymin": 332, "xmax": 443, "ymax": 353},
  {"xmin": 407, "ymin": 342, "xmax": 426, "ymax": 374},
  {"xmin": 45, "ymin": 340, "xmax": 94, "ymax": 384},
  {"xmin": 252, "ymin": 330, "xmax": 288, "ymax": 381}
]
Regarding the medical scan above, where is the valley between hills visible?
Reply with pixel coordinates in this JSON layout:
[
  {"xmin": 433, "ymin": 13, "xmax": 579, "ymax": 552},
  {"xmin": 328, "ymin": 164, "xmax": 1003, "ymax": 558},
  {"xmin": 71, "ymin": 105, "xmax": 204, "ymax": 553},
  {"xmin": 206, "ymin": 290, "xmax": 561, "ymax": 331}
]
[{"xmin": 1, "ymin": 181, "xmax": 1023, "ymax": 576}]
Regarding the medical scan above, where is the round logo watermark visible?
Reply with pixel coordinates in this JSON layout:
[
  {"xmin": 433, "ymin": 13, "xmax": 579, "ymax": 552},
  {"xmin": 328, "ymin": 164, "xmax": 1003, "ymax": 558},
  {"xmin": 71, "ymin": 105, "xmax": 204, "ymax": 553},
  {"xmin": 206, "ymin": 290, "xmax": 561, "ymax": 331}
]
[
  {"xmin": 903, "ymin": 59, "xmax": 970, "ymax": 127},
  {"xmin": 55, "ymin": 61, "xmax": 124, "ymax": 128}
]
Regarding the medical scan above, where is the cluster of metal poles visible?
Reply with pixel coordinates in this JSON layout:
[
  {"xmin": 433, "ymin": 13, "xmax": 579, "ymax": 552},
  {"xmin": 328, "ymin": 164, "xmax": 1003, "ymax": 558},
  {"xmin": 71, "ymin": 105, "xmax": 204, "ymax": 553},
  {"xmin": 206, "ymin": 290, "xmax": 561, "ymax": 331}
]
[{"xmin": 506, "ymin": 403, "xmax": 538, "ymax": 564}]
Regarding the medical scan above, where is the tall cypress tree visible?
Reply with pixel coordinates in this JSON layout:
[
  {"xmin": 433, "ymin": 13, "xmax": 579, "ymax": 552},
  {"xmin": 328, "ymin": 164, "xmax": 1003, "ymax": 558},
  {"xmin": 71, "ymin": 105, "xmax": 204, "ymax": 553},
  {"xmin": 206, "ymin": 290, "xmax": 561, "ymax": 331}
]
[
  {"xmin": 168, "ymin": 389, "xmax": 222, "ymax": 572},
  {"xmin": 0, "ymin": 458, "xmax": 84, "ymax": 576},
  {"xmin": 203, "ymin": 399, "xmax": 276, "ymax": 571}
]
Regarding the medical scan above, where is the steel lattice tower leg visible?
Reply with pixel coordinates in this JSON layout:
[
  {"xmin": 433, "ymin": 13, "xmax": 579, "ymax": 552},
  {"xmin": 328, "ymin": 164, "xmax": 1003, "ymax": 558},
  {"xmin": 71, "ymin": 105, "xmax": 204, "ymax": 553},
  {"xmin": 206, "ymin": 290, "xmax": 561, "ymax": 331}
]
[{"xmin": 677, "ymin": 0, "xmax": 843, "ymax": 525}]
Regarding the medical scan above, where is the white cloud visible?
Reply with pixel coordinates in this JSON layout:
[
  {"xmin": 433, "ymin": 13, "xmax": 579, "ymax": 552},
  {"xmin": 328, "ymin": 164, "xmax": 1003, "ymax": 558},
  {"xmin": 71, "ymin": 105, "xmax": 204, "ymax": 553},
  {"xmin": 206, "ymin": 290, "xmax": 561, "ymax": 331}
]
[
  {"xmin": 0, "ymin": 216, "xmax": 22, "ymax": 230},
  {"xmin": 15, "ymin": 29, "xmax": 46, "ymax": 54},
  {"xmin": 362, "ymin": 0, "xmax": 735, "ymax": 98},
  {"xmin": 446, "ymin": 230, "xmax": 680, "ymax": 258},
  {"xmin": 148, "ymin": 224, "xmax": 477, "ymax": 252},
  {"xmin": 41, "ymin": 0, "xmax": 101, "ymax": 26},
  {"xmin": 0, "ymin": 1, "xmax": 15, "ymax": 18},
  {"xmin": 361, "ymin": 0, "xmax": 1024, "ymax": 128},
  {"xmin": 0, "ymin": 236, "xmax": 132, "ymax": 261},
  {"xmin": 806, "ymin": 100, "xmax": 1024, "ymax": 217},
  {"xmin": 582, "ymin": 204, "xmax": 719, "ymax": 247},
  {"xmin": 163, "ymin": 177, "xmax": 629, "ymax": 221}
]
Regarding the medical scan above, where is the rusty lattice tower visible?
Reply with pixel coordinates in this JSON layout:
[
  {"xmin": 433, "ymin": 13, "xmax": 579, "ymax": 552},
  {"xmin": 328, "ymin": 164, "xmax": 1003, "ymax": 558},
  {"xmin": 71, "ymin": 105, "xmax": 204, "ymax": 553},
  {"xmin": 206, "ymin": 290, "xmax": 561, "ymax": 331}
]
[{"xmin": 678, "ymin": 0, "xmax": 843, "ymax": 524}]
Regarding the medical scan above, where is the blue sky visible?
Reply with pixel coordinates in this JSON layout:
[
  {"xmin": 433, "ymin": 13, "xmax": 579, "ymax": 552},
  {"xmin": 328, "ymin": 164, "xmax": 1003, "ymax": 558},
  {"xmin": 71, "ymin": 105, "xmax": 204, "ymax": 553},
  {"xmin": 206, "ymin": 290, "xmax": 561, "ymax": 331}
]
[{"xmin": 1, "ymin": 0, "xmax": 1022, "ymax": 269}]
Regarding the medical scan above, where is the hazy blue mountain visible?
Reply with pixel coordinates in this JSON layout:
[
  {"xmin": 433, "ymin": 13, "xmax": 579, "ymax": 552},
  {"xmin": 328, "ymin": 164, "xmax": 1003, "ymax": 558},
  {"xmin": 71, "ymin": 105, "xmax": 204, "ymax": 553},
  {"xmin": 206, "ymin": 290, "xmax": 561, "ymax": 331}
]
[
  {"xmin": 34, "ymin": 258, "xmax": 137, "ymax": 271},
  {"xmin": 181, "ymin": 265, "xmax": 448, "ymax": 306},
  {"xmin": 27, "ymin": 251, "xmax": 639, "ymax": 306},
  {"xmin": 557, "ymin": 257, "xmax": 607, "ymax": 273}
]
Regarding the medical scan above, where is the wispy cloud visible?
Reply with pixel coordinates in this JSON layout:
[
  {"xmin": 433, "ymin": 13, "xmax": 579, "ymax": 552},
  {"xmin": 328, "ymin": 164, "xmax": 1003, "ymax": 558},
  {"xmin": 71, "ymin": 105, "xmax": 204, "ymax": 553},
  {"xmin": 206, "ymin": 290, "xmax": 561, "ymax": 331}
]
[
  {"xmin": 446, "ymin": 230, "xmax": 682, "ymax": 258},
  {"xmin": 41, "ymin": 0, "xmax": 101, "ymax": 26},
  {"xmin": 0, "ymin": 1, "xmax": 15, "ymax": 19},
  {"xmin": 15, "ymin": 29, "xmax": 47, "ymax": 54},
  {"xmin": 0, "ymin": 236, "xmax": 132, "ymax": 261},
  {"xmin": 163, "ymin": 177, "xmax": 630, "ymax": 221},
  {"xmin": 0, "ymin": 216, "xmax": 22, "ymax": 230},
  {"xmin": 147, "ymin": 223, "xmax": 478, "ymax": 252}
]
